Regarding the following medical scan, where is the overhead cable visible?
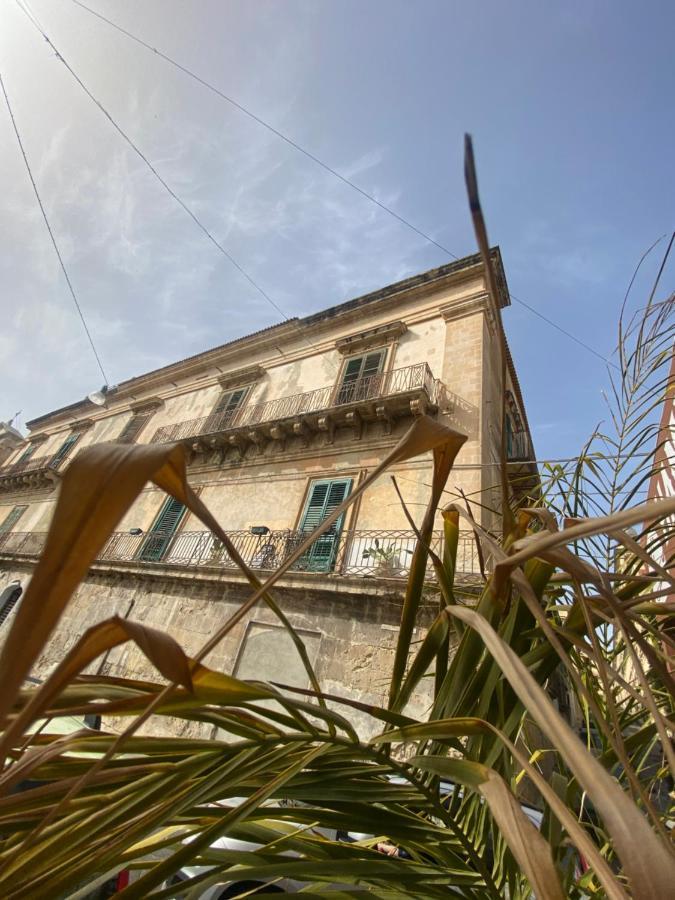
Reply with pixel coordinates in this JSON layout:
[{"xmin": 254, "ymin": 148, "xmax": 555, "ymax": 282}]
[
  {"xmin": 0, "ymin": 69, "xmax": 109, "ymax": 385},
  {"xmin": 68, "ymin": 0, "xmax": 620, "ymax": 369},
  {"xmin": 15, "ymin": 0, "xmax": 337, "ymax": 370}
]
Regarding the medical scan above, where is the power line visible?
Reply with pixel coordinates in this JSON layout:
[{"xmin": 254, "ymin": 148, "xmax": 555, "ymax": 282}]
[
  {"xmin": 14, "ymin": 1, "xmax": 338, "ymax": 373},
  {"xmin": 0, "ymin": 70, "xmax": 109, "ymax": 386},
  {"xmin": 67, "ymin": 0, "xmax": 618, "ymax": 369}
]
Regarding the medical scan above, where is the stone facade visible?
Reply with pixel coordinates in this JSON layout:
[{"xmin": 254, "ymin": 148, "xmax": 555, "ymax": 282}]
[{"xmin": 0, "ymin": 250, "xmax": 536, "ymax": 738}]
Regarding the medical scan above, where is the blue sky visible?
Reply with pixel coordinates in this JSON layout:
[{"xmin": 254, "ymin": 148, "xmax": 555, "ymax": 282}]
[{"xmin": 1, "ymin": 0, "xmax": 673, "ymax": 463}]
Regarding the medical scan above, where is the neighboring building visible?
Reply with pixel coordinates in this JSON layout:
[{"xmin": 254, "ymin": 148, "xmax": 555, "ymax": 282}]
[
  {"xmin": 0, "ymin": 422, "xmax": 23, "ymax": 468},
  {"xmin": 0, "ymin": 250, "xmax": 536, "ymax": 736}
]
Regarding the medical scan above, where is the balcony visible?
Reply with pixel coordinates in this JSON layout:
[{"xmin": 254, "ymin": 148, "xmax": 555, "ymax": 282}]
[
  {"xmin": 505, "ymin": 430, "xmax": 539, "ymax": 499},
  {"xmin": 507, "ymin": 430, "xmax": 534, "ymax": 462},
  {"xmin": 0, "ymin": 454, "xmax": 67, "ymax": 493},
  {"xmin": 150, "ymin": 362, "xmax": 444, "ymax": 452},
  {"xmin": 0, "ymin": 528, "xmax": 485, "ymax": 581}
]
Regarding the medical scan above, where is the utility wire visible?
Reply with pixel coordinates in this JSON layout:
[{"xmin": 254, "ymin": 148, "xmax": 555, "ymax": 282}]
[
  {"xmin": 67, "ymin": 0, "xmax": 619, "ymax": 369},
  {"xmin": 0, "ymin": 70, "xmax": 109, "ymax": 386},
  {"xmin": 14, "ymin": 1, "xmax": 338, "ymax": 372}
]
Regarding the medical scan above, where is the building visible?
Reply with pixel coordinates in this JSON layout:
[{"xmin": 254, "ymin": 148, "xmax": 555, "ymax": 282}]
[{"xmin": 0, "ymin": 250, "xmax": 536, "ymax": 737}]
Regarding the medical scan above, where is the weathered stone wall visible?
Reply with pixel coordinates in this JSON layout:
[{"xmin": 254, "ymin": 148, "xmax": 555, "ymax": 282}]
[{"xmin": 0, "ymin": 559, "xmax": 439, "ymax": 741}]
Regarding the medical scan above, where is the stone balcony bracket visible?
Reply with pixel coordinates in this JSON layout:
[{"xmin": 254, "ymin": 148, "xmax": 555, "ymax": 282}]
[
  {"xmin": 0, "ymin": 467, "xmax": 61, "ymax": 494},
  {"xmin": 292, "ymin": 420, "xmax": 311, "ymax": 448},
  {"xmin": 317, "ymin": 415, "xmax": 335, "ymax": 444},
  {"xmin": 149, "ymin": 362, "xmax": 450, "ymax": 465},
  {"xmin": 375, "ymin": 403, "xmax": 394, "ymax": 435},
  {"xmin": 247, "ymin": 429, "xmax": 267, "ymax": 455},
  {"xmin": 410, "ymin": 397, "xmax": 428, "ymax": 417},
  {"xmin": 345, "ymin": 410, "xmax": 363, "ymax": 441}
]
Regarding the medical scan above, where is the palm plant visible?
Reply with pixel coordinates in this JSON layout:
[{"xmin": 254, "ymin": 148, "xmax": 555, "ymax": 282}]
[{"xmin": 0, "ymin": 143, "xmax": 673, "ymax": 900}]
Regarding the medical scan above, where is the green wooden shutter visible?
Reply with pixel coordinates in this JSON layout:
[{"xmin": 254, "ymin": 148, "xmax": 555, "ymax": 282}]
[
  {"xmin": 362, "ymin": 351, "xmax": 385, "ymax": 378},
  {"xmin": 50, "ymin": 433, "xmax": 81, "ymax": 468},
  {"xmin": 0, "ymin": 506, "xmax": 27, "ymax": 534},
  {"xmin": 203, "ymin": 388, "xmax": 247, "ymax": 434},
  {"xmin": 118, "ymin": 414, "xmax": 151, "ymax": 444},
  {"xmin": 337, "ymin": 351, "xmax": 385, "ymax": 404},
  {"xmin": 139, "ymin": 496, "xmax": 186, "ymax": 561},
  {"xmin": 16, "ymin": 444, "xmax": 36, "ymax": 464},
  {"xmin": 298, "ymin": 478, "xmax": 352, "ymax": 572},
  {"xmin": 358, "ymin": 351, "xmax": 385, "ymax": 400},
  {"xmin": 506, "ymin": 415, "xmax": 514, "ymax": 458}
]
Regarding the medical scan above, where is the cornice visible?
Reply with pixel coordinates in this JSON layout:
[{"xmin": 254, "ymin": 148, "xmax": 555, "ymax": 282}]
[
  {"xmin": 439, "ymin": 291, "xmax": 490, "ymax": 323},
  {"xmin": 217, "ymin": 364, "xmax": 265, "ymax": 391},
  {"xmin": 26, "ymin": 250, "xmax": 508, "ymax": 432},
  {"xmin": 335, "ymin": 321, "xmax": 407, "ymax": 356},
  {"xmin": 130, "ymin": 397, "xmax": 164, "ymax": 414},
  {"xmin": 70, "ymin": 418, "xmax": 94, "ymax": 432}
]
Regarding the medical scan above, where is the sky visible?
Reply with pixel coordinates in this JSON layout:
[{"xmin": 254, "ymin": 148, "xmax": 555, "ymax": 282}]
[{"xmin": 0, "ymin": 0, "xmax": 673, "ymax": 464}]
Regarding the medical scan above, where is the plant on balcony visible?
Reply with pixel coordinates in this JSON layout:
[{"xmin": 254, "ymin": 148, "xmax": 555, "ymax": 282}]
[
  {"xmin": 362, "ymin": 538, "xmax": 412, "ymax": 576},
  {"xmin": 207, "ymin": 536, "xmax": 225, "ymax": 563}
]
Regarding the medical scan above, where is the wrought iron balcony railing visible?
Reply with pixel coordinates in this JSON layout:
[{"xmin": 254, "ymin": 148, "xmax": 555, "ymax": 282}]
[
  {"xmin": 1, "ymin": 455, "xmax": 58, "ymax": 475},
  {"xmin": 507, "ymin": 430, "xmax": 535, "ymax": 462},
  {"xmin": 0, "ymin": 451, "xmax": 78, "ymax": 492},
  {"xmin": 151, "ymin": 362, "xmax": 440, "ymax": 444},
  {"xmin": 0, "ymin": 527, "xmax": 486, "ymax": 580}
]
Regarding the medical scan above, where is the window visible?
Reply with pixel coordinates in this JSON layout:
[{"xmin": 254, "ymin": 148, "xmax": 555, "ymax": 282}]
[
  {"xmin": 505, "ymin": 415, "xmax": 514, "ymax": 458},
  {"xmin": 50, "ymin": 433, "xmax": 81, "ymax": 468},
  {"xmin": 202, "ymin": 388, "xmax": 249, "ymax": 434},
  {"xmin": 117, "ymin": 413, "xmax": 152, "ymax": 444},
  {"xmin": 16, "ymin": 444, "xmax": 36, "ymax": 464},
  {"xmin": 0, "ymin": 506, "xmax": 27, "ymax": 533},
  {"xmin": 336, "ymin": 350, "xmax": 385, "ymax": 405},
  {"xmin": 0, "ymin": 581, "xmax": 22, "ymax": 627},
  {"xmin": 297, "ymin": 478, "xmax": 352, "ymax": 572},
  {"xmin": 138, "ymin": 496, "xmax": 186, "ymax": 562}
]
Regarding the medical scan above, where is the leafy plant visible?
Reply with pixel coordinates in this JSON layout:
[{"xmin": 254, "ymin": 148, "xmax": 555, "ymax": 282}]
[
  {"xmin": 362, "ymin": 539, "xmax": 413, "ymax": 574},
  {"xmin": 0, "ymin": 143, "xmax": 673, "ymax": 900}
]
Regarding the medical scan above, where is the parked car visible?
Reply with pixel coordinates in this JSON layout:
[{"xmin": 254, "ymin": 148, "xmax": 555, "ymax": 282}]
[{"xmin": 161, "ymin": 781, "xmax": 549, "ymax": 897}]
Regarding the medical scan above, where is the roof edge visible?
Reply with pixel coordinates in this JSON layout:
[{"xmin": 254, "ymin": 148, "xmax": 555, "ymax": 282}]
[{"xmin": 27, "ymin": 248, "xmax": 506, "ymax": 430}]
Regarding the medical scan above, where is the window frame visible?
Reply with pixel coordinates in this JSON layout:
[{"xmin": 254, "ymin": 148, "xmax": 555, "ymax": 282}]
[
  {"xmin": 117, "ymin": 412, "xmax": 153, "ymax": 444},
  {"xmin": 333, "ymin": 347, "xmax": 388, "ymax": 406},
  {"xmin": 0, "ymin": 506, "xmax": 28, "ymax": 534},
  {"xmin": 295, "ymin": 476, "xmax": 354, "ymax": 572},
  {"xmin": 137, "ymin": 496, "xmax": 187, "ymax": 562},
  {"xmin": 49, "ymin": 433, "xmax": 82, "ymax": 469},
  {"xmin": 203, "ymin": 385, "xmax": 252, "ymax": 434}
]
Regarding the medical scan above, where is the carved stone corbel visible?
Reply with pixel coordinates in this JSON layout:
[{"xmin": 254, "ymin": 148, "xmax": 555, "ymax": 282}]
[
  {"xmin": 345, "ymin": 410, "xmax": 363, "ymax": 441},
  {"xmin": 227, "ymin": 433, "xmax": 247, "ymax": 459},
  {"xmin": 317, "ymin": 415, "xmax": 335, "ymax": 445},
  {"xmin": 375, "ymin": 402, "xmax": 394, "ymax": 435},
  {"xmin": 410, "ymin": 397, "xmax": 428, "ymax": 417},
  {"xmin": 247, "ymin": 429, "xmax": 267, "ymax": 455},
  {"xmin": 269, "ymin": 424, "xmax": 287, "ymax": 451},
  {"xmin": 292, "ymin": 420, "xmax": 311, "ymax": 448}
]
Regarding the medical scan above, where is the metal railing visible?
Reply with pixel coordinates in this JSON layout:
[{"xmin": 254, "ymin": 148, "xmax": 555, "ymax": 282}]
[
  {"xmin": 0, "ymin": 450, "xmax": 78, "ymax": 478},
  {"xmin": 151, "ymin": 362, "xmax": 440, "ymax": 444},
  {"xmin": 507, "ymin": 430, "xmax": 534, "ymax": 462},
  {"xmin": 0, "ymin": 531, "xmax": 48, "ymax": 555},
  {"xmin": 1, "ymin": 455, "xmax": 58, "ymax": 476},
  {"xmin": 0, "ymin": 528, "xmax": 486, "ymax": 579}
]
